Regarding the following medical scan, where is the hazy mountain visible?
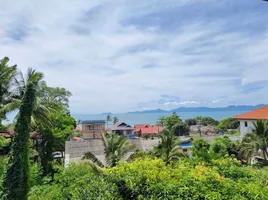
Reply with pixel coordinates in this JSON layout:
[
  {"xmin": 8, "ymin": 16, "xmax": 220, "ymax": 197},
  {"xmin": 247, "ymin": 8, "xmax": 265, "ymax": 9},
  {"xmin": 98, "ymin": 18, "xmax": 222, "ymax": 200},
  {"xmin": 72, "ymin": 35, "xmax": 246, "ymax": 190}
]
[{"xmin": 127, "ymin": 104, "xmax": 266, "ymax": 114}]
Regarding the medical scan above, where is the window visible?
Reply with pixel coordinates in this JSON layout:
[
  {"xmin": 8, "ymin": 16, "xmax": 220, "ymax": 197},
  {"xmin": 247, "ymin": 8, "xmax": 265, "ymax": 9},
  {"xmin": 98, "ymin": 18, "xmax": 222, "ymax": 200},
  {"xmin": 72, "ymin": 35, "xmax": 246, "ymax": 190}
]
[{"xmin": 245, "ymin": 121, "xmax": 248, "ymax": 127}]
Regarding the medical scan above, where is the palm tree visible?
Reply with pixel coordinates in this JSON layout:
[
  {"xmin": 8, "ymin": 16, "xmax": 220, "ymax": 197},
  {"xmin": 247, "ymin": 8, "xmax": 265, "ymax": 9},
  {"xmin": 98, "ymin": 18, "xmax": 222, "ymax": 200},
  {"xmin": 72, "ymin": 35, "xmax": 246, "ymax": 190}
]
[
  {"xmin": 153, "ymin": 129, "xmax": 186, "ymax": 165},
  {"xmin": 106, "ymin": 114, "xmax": 111, "ymax": 128},
  {"xmin": 1, "ymin": 68, "xmax": 62, "ymax": 128},
  {"xmin": 239, "ymin": 120, "xmax": 268, "ymax": 163},
  {"xmin": 83, "ymin": 132, "xmax": 135, "ymax": 167},
  {"xmin": 0, "ymin": 57, "xmax": 17, "ymax": 124},
  {"xmin": 2, "ymin": 69, "xmax": 41, "ymax": 199},
  {"xmin": 113, "ymin": 116, "xmax": 119, "ymax": 125}
]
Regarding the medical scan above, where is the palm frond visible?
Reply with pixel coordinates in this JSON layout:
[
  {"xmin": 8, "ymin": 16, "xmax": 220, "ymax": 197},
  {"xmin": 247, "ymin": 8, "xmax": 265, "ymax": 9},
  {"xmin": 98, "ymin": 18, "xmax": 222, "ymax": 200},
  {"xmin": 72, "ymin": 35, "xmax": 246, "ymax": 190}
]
[{"xmin": 83, "ymin": 151, "xmax": 104, "ymax": 167}]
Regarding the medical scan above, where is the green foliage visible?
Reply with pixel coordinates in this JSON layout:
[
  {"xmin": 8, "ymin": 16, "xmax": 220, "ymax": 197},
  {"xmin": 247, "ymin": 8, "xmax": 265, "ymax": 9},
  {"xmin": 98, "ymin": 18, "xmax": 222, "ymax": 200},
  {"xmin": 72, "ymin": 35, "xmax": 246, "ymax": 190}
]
[
  {"xmin": 192, "ymin": 138, "xmax": 211, "ymax": 161},
  {"xmin": 113, "ymin": 116, "xmax": 119, "ymax": 125},
  {"xmin": 0, "ymin": 57, "xmax": 17, "ymax": 124},
  {"xmin": 51, "ymin": 112, "xmax": 76, "ymax": 152},
  {"xmin": 217, "ymin": 118, "xmax": 240, "ymax": 132},
  {"xmin": 28, "ymin": 163, "xmax": 120, "ymax": 200},
  {"xmin": 239, "ymin": 120, "xmax": 268, "ymax": 163},
  {"xmin": 173, "ymin": 121, "xmax": 190, "ymax": 136},
  {"xmin": 83, "ymin": 133, "xmax": 135, "ymax": 167},
  {"xmin": 28, "ymin": 163, "xmax": 43, "ymax": 188},
  {"xmin": 105, "ymin": 158, "xmax": 268, "ymax": 200},
  {"xmin": 194, "ymin": 116, "xmax": 219, "ymax": 126},
  {"xmin": 73, "ymin": 130, "xmax": 82, "ymax": 137},
  {"xmin": 27, "ymin": 158, "xmax": 268, "ymax": 200},
  {"xmin": 144, "ymin": 134, "xmax": 150, "ymax": 139},
  {"xmin": 0, "ymin": 136, "xmax": 10, "ymax": 149},
  {"xmin": 128, "ymin": 149, "xmax": 152, "ymax": 162},
  {"xmin": 185, "ymin": 118, "xmax": 197, "ymax": 126},
  {"xmin": 153, "ymin": 129, "xmax": 185, "ymax": 165},
  {"xmin": 106, "ymin": 114, "xmax": 111, "ymax": 127},
  {"xmin": 2, "ymin": 81, "xmax": 37, "ymax": 200},
  {"xmin": 164, "ymin": 112, "xmax": 182, "ymax": 131}
]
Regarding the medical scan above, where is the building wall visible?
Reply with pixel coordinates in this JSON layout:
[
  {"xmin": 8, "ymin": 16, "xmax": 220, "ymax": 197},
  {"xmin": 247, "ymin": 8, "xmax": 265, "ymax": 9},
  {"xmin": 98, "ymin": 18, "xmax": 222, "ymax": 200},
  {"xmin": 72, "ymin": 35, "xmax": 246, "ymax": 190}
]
[
  {"xmin": 239, "ymin": 120, "xmax": 254, "ymax": 140},
  {"xmin": 82, "ymin": 124, "xmax": 105, "ymax": 139}
]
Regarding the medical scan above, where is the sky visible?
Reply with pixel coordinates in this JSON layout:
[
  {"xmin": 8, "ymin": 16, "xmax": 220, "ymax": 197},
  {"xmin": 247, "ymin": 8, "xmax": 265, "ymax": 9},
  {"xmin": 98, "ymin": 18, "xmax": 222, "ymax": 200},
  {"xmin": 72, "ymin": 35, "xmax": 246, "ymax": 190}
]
[{"xmin": 1, "ymin": 0, "xmax": 268, "ymax": 114}]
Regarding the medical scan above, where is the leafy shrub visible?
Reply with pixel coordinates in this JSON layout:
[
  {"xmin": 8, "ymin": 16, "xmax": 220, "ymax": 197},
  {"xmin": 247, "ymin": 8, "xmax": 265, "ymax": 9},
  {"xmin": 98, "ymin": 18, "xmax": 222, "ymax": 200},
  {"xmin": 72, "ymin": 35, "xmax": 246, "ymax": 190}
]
[
  {"xmin": 185, "ymin": 119, "xmax": 197, "ymax": 126},
  {"xmin": 173, "ymin": 122, "xmax": 190, "ymax": 136}
]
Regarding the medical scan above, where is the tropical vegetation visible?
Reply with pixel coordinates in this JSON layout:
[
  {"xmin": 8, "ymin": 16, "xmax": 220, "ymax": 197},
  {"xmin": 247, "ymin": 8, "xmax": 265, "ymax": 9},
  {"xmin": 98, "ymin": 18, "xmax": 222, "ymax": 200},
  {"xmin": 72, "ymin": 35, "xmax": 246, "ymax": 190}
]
[
  {"xmin": 83, "ymin": 132, "xmax": 134, "ymax": 168},
  {"xmin": 1, "ymin": 57, "xmax": 268, "ymax": 199}
]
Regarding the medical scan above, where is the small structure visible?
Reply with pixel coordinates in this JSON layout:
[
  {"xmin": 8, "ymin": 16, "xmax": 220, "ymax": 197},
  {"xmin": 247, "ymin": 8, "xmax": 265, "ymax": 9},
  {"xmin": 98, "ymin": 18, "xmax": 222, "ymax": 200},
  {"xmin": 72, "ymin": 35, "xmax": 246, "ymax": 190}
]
[
  {"xmin": 234, "ymin": 106, "xmax": 268, "ymax": 140},
  {"xmin": 134, "ymin": 124, "xmax": 163, "ymax": 136},
  {"xmin": 81, "ymin": 120, "xmax": 106, "ymax": 139},
  {"xmin": 110, "ymin": 122, "xmax": 134, "ymax": 136}
]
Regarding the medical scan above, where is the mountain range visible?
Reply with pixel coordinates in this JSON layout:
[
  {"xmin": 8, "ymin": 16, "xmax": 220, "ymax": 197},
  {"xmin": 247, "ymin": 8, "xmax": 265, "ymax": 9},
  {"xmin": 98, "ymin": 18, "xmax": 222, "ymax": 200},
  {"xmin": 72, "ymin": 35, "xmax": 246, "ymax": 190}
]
[{"xmin": 127, "ymin": 104, "xmax": 266, "ymax": 114}]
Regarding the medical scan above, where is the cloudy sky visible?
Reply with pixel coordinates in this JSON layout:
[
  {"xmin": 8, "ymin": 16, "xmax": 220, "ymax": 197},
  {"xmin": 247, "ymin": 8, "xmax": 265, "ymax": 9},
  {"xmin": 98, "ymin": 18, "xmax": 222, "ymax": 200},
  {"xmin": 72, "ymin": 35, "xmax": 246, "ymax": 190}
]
[{"xmin": 1, "ymin": 0, "xmax": 268, "ymax": 114}]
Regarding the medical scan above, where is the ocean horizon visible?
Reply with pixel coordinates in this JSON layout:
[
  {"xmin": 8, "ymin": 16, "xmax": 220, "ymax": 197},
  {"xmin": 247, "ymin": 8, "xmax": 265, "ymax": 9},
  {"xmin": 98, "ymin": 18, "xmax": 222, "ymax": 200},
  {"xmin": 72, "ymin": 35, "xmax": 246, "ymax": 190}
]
[{"xmin": 72, "ymin": 111, "xmax": 243, "ymax": 126}]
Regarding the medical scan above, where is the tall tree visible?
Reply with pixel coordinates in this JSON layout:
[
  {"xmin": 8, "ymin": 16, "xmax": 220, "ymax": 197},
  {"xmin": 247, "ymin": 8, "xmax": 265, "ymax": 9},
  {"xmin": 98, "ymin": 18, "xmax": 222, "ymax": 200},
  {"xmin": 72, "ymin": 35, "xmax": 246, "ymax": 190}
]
[
  {"xmin": 157, "ymin": 113, "xmax": 182, "ymax": 131},
  {"xmin": 113, "ymin": 116, "xmax": 119, "ymax": 125},
  {"xmin": 0, "ymin": 57, "xmax": 17, "ymax": 125},
  {"xmin": 0, "ymin": 69, "xmax": 67, "ymax": 128},
  {"xmin": 2, "ymin": 70, "xmax": 42, "ymax": 200},
  {"xmin": 106, "ymin": 114, "xmax": 111, "ymax": 128},
  {"xmin": 152, "ymin": 129, "xmax": 185, "ymax": 165},
  {"xmin": 83, "ymin": 132, "xmax": 134, "ymax": 167},
  {"xmin": 239, "ymin": 120, "xmax": 268, "ymax": 163}
]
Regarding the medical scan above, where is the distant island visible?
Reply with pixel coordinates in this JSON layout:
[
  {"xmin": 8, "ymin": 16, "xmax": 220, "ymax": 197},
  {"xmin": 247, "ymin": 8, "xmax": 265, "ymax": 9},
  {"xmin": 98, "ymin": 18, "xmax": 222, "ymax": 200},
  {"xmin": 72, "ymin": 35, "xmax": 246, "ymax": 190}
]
[{"xmin": 127, "ymin": 104, "xmax": 266, "ymax": 114}]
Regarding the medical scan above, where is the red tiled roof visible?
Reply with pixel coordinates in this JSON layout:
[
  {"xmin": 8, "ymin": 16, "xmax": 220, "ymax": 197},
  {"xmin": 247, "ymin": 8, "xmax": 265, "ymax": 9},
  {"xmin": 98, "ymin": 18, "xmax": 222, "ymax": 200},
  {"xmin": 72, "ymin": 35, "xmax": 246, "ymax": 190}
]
[
  {"xmin": 234, "ymin": 106, "xmax": 268, "ymax": 120},
  {"xmin": 135, "ymin": 125, "xmax": 163, "ymax": 135},
  {"xmin": 134, "ymin": 124, "xmax": 150, "ymax": 128}
]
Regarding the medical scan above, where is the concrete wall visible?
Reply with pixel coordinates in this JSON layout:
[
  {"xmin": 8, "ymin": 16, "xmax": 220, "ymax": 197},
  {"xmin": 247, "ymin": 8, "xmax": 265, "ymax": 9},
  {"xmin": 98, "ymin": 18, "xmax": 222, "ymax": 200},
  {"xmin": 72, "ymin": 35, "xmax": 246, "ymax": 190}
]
[
  {"xmin": 65, "ymin": 139, "xmax": 143, "ymax": 166},
  {"xmin": 239, "ymin": 120, "xmax": 254, "ymax": 140}
]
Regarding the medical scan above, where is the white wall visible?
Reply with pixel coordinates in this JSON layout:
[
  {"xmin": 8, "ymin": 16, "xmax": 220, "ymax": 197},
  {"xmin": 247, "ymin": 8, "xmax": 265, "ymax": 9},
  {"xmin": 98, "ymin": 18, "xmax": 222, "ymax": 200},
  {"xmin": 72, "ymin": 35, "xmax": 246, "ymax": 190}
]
[{"xmin": 239, "ymin": 120, "xmax": 255, "ymax": 140}]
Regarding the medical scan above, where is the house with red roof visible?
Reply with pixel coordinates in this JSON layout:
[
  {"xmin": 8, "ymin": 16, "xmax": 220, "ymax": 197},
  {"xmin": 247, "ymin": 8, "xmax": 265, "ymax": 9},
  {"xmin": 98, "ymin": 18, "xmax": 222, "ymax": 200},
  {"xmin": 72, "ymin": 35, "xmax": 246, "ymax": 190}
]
[
  {"xmin": 134, "ymin": 124, "xmax": 163, "ymax": 136},
  {"xmin": 234, "ymin": 106, "xmax": 268, "ymax": 140}
]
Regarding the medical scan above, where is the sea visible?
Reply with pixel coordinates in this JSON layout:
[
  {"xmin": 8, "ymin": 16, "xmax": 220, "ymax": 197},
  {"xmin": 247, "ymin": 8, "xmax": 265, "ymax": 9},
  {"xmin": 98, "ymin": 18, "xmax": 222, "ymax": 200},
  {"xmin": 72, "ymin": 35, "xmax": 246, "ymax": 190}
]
[{"xmin": 72, "ymin": 111, "xmax": 242, "ymax": 126}]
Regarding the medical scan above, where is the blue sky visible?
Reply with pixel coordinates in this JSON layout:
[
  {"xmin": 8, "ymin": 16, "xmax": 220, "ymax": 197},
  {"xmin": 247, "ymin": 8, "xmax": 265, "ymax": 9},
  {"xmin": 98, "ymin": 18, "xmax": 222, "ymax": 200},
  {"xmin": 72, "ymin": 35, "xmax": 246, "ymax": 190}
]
[{"xmin": 0, "ymin": 0, "xmax": 268, "ymax": 113}]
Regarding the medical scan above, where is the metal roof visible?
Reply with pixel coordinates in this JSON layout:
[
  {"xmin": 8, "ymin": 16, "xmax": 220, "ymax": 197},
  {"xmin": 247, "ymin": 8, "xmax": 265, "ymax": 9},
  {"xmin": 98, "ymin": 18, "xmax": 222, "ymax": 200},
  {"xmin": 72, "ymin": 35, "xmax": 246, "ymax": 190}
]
[{"xmin": 81, "ymin": 120, "xmax": 106, "ymax": 124}]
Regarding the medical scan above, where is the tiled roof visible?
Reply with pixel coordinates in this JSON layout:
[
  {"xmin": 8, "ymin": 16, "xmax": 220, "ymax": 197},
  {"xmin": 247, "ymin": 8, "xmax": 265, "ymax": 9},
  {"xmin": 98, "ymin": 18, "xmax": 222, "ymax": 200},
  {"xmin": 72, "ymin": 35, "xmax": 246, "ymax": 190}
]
[
  {"xmin": 81, "ymin": 120, "xmax": 106, "ymax": 124},
  {"xmin": 134, "ymin": 124, "xmax": 150, "ymax": 128},
  {"xmin": 234, "ymin": 106, "xmax": 268, "ymax": 120},
  {"xmin": 135, "ymin": 125, "xmax": 163, "ymax": 134}
]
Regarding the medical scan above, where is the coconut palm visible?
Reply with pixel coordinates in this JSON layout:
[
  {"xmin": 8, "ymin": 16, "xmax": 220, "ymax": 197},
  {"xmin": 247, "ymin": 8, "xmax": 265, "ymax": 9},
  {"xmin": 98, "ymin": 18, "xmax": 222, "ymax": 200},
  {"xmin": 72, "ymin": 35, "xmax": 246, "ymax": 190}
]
[
  {"xmin": 153, "ymin": 129, "xmax": 186, "ymax": 165},
  {"xmin": 0, "ymin": 57, "xmax": 17, "ymax": 124},
  {"xmin": 83, "ymin": 132, "xmax": 135, "ymax": 167},
  {"xmin": 113, "ymin": 116, "xmax": 119, "ymax": 125},
  {"xmin": 239, "ymin": 120, "xmax": 268, "ymax": 163},
  {"xmin": 1, "ymin": 68, "xmax": 63, "ymax": 128},
  {"xmin": 106, "ymin": 114, "xmax": 112, "ymax": 128}
]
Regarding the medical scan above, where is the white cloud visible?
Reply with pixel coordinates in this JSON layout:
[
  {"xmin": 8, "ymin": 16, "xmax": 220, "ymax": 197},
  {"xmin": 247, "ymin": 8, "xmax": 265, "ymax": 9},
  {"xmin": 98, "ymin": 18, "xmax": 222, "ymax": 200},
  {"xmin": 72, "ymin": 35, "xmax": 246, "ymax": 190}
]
[
  {"xmin": 0, "ymin": 0, "xmax": 268, "ymax": 113},
  {"xmin": 164, "ymin": 101, "xmax": 200, "ymax": 106}
]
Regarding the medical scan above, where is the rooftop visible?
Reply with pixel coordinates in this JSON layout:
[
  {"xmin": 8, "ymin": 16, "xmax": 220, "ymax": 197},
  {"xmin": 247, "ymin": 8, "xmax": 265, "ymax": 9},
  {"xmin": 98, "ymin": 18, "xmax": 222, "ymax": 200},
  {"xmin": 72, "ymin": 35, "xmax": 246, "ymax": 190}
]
[
  {"xmin": 234, "ymin": 106, "xmax": 268, "ymax": 120},
  {"xmin": 81, "ymin": 120, "xmax": 106, "ymax": 124}
]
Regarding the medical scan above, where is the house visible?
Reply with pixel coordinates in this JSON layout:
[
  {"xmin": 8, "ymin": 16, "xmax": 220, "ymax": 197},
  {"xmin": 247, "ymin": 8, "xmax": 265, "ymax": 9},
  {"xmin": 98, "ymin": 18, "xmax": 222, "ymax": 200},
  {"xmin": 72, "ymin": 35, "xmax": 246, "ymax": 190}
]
[
  {"xmin": 234, "ymin": 106, "xmax": 268, "ymax": 140},
  {"xmin": 110, "ymin": 122, "xmax": 134, "ymax": 136},
  {"xmin": 134, "ymin": 124, "xmax": 163, "ymax": 136},
  {"xmin": 81, "ymin": 120, "xmax": 106, "ymax": 139}
]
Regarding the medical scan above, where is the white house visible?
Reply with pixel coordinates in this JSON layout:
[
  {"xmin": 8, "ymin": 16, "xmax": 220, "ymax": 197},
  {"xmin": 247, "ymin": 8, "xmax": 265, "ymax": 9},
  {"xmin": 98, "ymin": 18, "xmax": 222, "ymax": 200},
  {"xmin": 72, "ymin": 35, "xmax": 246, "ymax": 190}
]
[{"xmin": 234, "ymin": 106, "xmax": 268, "ymax": 140}]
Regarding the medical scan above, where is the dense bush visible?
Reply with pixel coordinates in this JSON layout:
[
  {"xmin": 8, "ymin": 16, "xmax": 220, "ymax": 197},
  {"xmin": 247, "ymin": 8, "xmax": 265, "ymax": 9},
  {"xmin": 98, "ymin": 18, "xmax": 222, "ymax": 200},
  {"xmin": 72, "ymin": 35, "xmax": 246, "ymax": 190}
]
[
  {"xmin": 173, "ymin": 122, "xmax": 190, "ymax": 136},
  {"xmin": 185, "ymin": 118, "xmax": 197, "ymax": 126},
  {"xmin": 28, "ymin": 158, "xmax": 268, "ymax": 200},
  {"xmin": 28, "ymin": 163, "xmax": 120, "ymax": 200},
  {"xmin": 194, "ymin": 116, "xmax": 219, "ymax": 126},
  {"xmin": 217, "ymin": 118, "xmax": 240, "ymax": 132}
]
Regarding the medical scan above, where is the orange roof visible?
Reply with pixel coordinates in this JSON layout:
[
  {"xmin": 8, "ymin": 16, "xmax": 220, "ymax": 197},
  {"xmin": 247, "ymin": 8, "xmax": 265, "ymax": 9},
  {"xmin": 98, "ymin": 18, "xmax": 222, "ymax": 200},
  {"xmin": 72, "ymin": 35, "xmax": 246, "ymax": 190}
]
[
  {"xmin": 234, "ymin": 106, "xmax": 268, "ymax": 120},
  {"xmin": 135, "ymin": 126, "xmax": 163, "ymax": 134},
  {"xmin": 134, "ymin": 124, "xmax": 151, "ymax": 128}
]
